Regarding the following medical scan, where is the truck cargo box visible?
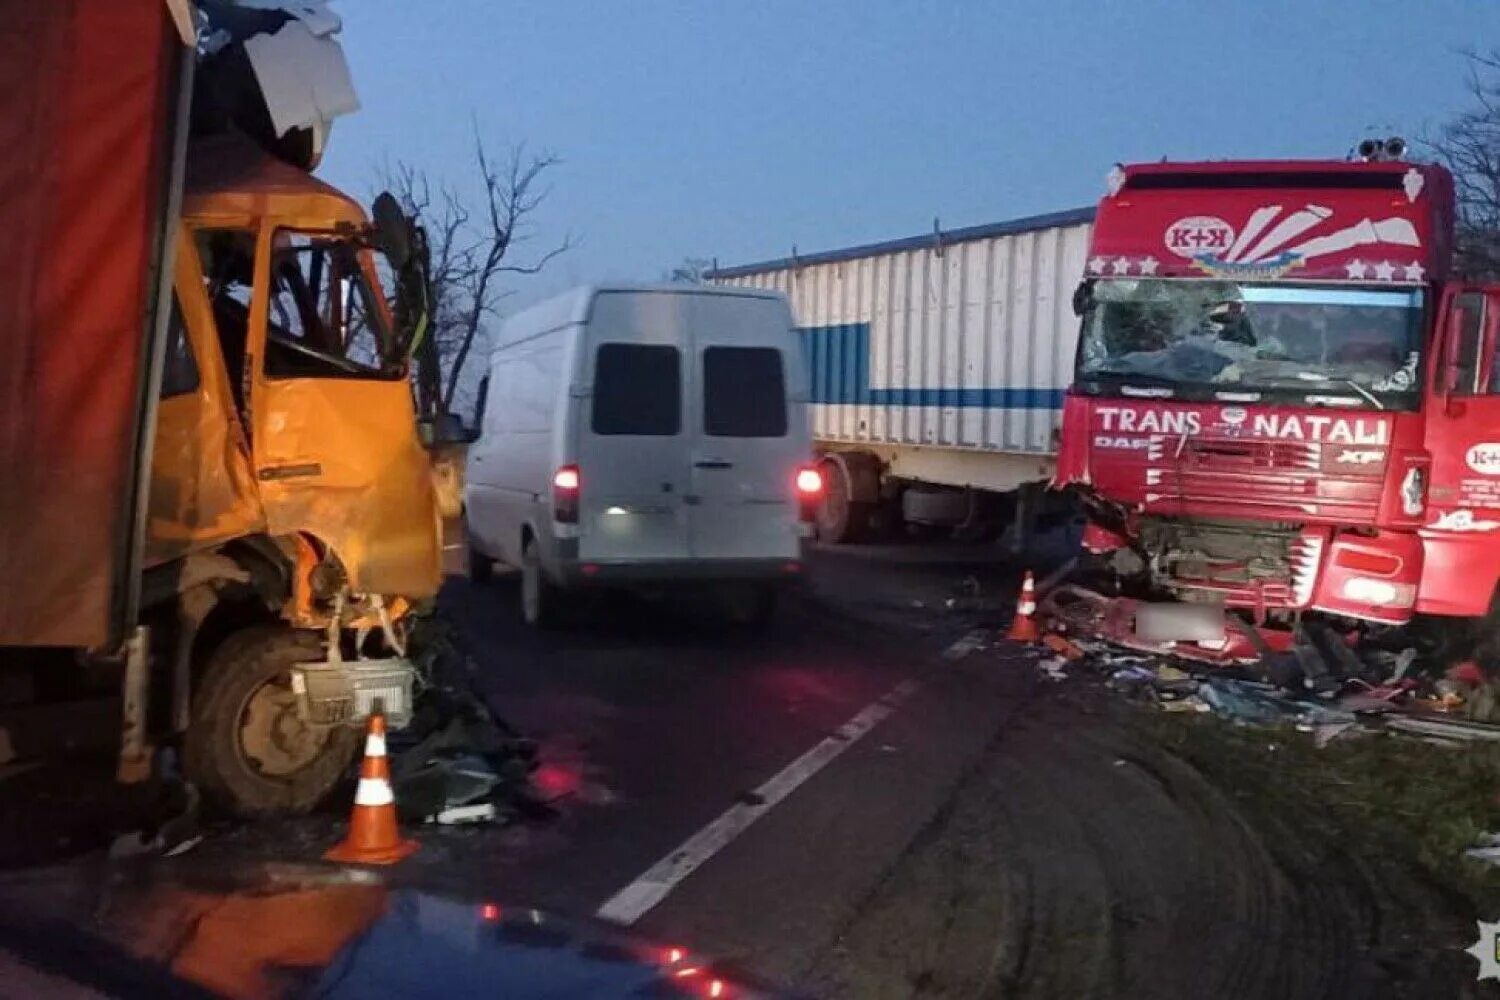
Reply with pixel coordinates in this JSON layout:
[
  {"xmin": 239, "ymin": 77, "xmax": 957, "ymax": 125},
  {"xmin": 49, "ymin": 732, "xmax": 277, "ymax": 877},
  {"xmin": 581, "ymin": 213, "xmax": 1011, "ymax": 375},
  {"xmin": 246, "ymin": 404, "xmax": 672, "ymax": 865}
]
[{"xmin": 0, "ymin": 0, "xmax": 184, "ymax": 647}]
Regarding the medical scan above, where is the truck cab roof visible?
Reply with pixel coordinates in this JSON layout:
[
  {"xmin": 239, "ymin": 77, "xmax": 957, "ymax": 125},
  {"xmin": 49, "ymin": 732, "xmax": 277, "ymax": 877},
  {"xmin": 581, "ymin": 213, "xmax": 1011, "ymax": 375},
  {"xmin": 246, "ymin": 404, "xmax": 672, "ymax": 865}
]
[{"xmin": 183, "ymin": 135, "xmax": 368, "ymax": 230}]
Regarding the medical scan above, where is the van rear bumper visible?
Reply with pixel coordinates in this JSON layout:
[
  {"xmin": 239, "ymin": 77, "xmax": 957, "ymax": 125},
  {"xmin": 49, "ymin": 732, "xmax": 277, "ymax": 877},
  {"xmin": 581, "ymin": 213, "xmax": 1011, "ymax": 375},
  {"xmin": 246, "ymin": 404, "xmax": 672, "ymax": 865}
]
[{"xmin": 558, "ymin": 556, "xmax": 806, "ymax": 587}]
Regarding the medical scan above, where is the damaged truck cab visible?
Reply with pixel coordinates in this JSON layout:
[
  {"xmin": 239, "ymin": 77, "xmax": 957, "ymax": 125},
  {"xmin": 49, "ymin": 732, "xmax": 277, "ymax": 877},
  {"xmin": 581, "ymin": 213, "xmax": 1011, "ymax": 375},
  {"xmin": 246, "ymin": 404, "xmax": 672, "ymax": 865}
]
[
  {"xmin": 1056, "ymin": 150, "xmax": 1500, "ymax": 662},
  {"xmin": 143, "ymin": 139, "xmax": 441, "ymax": 815}
]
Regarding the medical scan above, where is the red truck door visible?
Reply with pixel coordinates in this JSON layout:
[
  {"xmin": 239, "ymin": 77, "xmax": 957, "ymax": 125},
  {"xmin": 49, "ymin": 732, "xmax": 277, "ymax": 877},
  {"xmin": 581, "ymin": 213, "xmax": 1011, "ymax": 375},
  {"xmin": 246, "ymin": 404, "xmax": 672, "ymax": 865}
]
[{"xmin": 1421, "ymin": 287, "xmax": 1500, "ymax": 615}]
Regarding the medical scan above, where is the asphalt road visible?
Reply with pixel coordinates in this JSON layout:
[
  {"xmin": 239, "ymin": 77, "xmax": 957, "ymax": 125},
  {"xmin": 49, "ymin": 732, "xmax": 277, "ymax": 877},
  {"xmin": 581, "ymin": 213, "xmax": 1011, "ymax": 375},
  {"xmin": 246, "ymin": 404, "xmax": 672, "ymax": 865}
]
[{"xmin": 0, "ymin": 537, "xmax": 1479, "ymax": 997}]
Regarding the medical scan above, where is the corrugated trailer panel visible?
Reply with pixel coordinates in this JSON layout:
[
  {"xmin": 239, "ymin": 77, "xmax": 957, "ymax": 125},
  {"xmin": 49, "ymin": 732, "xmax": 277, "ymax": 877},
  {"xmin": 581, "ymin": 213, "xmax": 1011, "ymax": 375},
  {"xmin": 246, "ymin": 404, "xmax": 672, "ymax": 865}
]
[{"xmin": 715, "ymin": 213, "xmax": 1094, "ymax": 463}]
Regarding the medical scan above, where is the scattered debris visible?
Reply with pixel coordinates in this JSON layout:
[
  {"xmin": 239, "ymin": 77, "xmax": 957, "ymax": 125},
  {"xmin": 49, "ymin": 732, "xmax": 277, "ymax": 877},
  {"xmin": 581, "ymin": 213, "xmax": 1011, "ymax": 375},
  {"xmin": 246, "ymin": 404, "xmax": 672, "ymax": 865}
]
[
  {"xmin": 107, "ymin": 761, "xmax": 202, "ymax": 861},
  {"xmin": 1465, "ymin": 832, "xmax": 1500, "ymax": 868},
  {"xmin": 434, "ymin": 803, "xmax": 498, "ymax": 826},
  {"xmin": 1042, "ymin": 633, "xmax": 1085, "ymax": 662},
  {"xmin": 1037, "ymin": 657, "xmax": 1069, "ymax": 683},
  {"xmin": 388, "ymin": 675, "xmax": 543, "ymax": 826}
]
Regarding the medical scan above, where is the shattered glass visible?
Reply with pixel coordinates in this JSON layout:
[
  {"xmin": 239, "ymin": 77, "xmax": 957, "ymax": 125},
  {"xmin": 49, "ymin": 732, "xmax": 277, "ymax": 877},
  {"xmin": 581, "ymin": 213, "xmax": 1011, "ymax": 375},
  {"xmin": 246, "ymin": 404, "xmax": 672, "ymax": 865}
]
[{"xmin": 1079, "ymin": 279, "xmax": 1425, "ymax": 395}]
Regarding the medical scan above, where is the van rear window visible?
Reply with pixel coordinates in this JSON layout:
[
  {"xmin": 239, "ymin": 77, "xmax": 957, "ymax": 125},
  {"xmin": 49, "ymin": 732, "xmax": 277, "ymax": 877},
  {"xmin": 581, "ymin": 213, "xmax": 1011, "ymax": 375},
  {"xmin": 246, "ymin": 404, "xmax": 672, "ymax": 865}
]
[
  {"xmin": 591, "ymin": 343, "xmax": 681, "ymax": 435},
  {"xmin": 704, "ymin": 347, "xmax": 787, "ymax": 437}
]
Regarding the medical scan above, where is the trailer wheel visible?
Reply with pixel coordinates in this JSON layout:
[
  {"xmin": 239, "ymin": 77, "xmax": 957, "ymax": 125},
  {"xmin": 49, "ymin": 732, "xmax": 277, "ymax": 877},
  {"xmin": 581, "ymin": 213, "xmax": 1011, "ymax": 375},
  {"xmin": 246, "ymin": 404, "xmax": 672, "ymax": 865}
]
[
  {"xmin": 816, "ymin": 459, "xmax": 870, "ymax": 544},
  {"xmin": 184, "ymin": 625, "xmax": 359, "ymax": 818}
]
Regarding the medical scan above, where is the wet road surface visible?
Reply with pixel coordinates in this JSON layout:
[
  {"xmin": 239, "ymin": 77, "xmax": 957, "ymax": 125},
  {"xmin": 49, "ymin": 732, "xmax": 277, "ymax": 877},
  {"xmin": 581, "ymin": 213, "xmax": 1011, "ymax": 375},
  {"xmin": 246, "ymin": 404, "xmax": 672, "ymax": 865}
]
[{"xmin": 0, "ymin": 540, "xmax": 1480, "ymax": 997}]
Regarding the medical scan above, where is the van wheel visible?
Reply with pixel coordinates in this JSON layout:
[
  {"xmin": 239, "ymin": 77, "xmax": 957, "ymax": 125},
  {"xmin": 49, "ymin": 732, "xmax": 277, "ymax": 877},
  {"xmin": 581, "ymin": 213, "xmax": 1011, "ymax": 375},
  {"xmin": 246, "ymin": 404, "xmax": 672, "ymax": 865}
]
[
  {"xmin": 184, "ymin": 626, "xmax": 359, "ymax": 818},
  {"xmin": 816, "ymin": 460, "xmax": 869, "ymax": 544},
  {"xmin": 466, "ymin": 539, "xmax": 494, "ymax": 584},
  {"xmin": 521, "ymin": 538, "xmax": 561, "ymax": 629}
]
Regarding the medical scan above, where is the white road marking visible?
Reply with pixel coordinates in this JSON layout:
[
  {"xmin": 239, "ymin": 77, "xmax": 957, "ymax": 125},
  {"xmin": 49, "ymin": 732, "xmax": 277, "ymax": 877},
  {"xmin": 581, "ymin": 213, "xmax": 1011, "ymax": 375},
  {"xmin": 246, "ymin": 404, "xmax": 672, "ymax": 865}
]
[
  {"xmin": 942, "ymin": 629, "xmax": 988, "ymax": 661},
  {"xmin": 595, "ymin": 678, "xmax": 922, "ymax": 925}
]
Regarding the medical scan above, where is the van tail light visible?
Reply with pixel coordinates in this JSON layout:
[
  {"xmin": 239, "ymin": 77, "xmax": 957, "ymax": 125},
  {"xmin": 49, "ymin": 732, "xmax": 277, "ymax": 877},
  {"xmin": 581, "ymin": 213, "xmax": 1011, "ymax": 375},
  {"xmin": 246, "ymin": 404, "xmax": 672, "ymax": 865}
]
[
  {"xmin": 795, "ymin": 465, "xmax": 823, "ymax": 522},
  {"xmin": 553, "ymin": 465, "xmax": 580, "ymax": 524}
]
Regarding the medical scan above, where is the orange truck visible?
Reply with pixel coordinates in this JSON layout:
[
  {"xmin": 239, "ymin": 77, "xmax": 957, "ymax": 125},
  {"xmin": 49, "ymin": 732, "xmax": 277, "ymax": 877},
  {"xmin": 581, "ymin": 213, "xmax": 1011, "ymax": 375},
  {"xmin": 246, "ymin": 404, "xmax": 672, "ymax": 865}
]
[{"xmin": 0, "ymin": 1, "xmax": 447, "ymax": 815}]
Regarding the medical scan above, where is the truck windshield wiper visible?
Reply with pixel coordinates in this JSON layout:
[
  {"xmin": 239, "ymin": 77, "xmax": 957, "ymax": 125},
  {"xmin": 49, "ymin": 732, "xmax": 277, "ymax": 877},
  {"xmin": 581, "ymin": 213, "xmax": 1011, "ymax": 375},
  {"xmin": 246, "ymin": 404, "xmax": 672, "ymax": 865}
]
[
  {"xmin": 1082, "ymin": 371, "xmax": 1181, "ymax": 394},
  {"xmin": 1291, "ymin": 372, "xmax": 1385, "ymax": 410}
]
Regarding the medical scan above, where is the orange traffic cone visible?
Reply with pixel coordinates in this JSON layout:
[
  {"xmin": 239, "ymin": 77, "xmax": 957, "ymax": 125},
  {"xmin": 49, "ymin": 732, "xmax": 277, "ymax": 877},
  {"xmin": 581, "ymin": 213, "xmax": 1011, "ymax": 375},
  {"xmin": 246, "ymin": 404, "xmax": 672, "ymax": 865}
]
[
  {"xmin": 1006, "ymin": 570, "xmax": 1041, "ymax": 642},
  {"xmin": 325, "ymin": 713, "xmax": 418, "ymax": 865}
]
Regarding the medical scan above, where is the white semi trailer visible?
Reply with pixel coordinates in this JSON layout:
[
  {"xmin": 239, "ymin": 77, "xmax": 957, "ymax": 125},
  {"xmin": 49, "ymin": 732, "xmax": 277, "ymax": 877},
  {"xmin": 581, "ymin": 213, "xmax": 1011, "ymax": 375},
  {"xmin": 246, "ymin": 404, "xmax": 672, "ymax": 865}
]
[{"xmin": 711, "ymin": 208, "xmax": 1095, "ymax": 543}]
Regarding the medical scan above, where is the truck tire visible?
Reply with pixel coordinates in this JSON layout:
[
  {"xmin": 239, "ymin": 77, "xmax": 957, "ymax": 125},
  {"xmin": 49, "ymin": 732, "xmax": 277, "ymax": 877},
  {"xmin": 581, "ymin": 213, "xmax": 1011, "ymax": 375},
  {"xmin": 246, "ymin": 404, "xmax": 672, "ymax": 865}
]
[
  {"xmin": 816, "ymin": 458, "xmax": 870, "ymax": 544},
  {"xmin": 521, "ymin": 537, "xmax": 562, "ymax": 629},
  {"xmin": 184, "ymin": 625, "xmax": 359, "ymax": 818}
]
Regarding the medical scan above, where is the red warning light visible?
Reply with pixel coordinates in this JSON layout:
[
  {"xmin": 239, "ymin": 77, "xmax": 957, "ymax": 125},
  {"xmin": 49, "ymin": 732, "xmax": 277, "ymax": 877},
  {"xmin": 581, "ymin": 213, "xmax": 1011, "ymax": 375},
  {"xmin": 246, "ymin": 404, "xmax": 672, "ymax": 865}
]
[{"xmin": 480, "ymin": 903, "xmax": 501, "ymax": 922}]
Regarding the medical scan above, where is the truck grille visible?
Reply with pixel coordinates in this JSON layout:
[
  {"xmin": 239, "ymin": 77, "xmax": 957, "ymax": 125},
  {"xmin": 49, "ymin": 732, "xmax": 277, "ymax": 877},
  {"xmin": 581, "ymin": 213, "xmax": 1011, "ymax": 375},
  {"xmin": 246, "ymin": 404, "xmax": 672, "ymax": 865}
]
[{"xmin": 1141, "ymin": 436, "xmax": 1384, "ymax": 520}]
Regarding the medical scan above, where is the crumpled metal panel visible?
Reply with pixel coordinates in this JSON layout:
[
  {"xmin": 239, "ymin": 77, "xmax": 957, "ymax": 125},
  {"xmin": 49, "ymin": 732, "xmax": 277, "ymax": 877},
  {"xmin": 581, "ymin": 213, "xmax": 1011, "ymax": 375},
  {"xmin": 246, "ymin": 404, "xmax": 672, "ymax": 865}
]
[{"xmin": 255, "ymin": 375, "xmax": 442, "ymax": 600}]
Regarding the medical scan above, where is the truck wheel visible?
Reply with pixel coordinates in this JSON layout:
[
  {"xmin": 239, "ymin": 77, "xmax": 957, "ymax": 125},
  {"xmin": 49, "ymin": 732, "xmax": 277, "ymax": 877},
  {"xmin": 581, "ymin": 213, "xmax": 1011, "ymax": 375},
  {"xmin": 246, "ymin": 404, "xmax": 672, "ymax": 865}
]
[
  {"xmin": 184, "ymin": 626, "xmax": 359, "ymax": 818},
  {"xmin": 521, "ymin": 537, "xmax": 561, "ymax": 629},
  {"xmin": 817, "ymin": 460, "xmax": 870, "ymax": 544}
]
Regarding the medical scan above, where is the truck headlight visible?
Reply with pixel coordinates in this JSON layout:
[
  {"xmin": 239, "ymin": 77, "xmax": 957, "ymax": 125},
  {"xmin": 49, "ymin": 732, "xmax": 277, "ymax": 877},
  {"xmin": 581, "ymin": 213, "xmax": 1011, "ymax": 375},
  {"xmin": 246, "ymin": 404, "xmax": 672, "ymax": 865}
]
[
  {"xmin": 1400, "ymin": 466, "xmax": 1425, "ymax": 517},
  {"xmin": 1341, "ymin": 577, "xmax": 1416, "ymax": 608}
]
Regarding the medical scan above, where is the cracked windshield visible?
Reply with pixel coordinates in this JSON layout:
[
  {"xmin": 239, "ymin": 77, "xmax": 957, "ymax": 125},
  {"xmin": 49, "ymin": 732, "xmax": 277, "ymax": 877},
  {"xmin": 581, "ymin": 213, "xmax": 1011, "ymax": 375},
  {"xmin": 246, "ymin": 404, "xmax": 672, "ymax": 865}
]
[
  {"xmin": 9, "ymin": 3, "xmax": 1500, "ymax": 999},
  {"xmin": 1080, "ymin": 281, "xmax": 1424, "ymax": 395}
]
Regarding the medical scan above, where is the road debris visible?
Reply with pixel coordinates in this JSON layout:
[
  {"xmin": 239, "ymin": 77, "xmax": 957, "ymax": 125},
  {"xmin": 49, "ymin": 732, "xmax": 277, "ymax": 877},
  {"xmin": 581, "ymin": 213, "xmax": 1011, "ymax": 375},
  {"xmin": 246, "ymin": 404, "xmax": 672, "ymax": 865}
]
[
  {"xmin": 1465, "ymin": 832, "xmax": 1500, "ymax": 868},
  {"xmin": 387, "ymin": 669, "xmax": 543, "ymax": 826},
  {"xmin": 1042, "ymin": 633, "xmax": 1085, "ymax": 661},
  {"xmin": 1037, "ymin": 657, "xmax": 1069, "ymax": 683}
]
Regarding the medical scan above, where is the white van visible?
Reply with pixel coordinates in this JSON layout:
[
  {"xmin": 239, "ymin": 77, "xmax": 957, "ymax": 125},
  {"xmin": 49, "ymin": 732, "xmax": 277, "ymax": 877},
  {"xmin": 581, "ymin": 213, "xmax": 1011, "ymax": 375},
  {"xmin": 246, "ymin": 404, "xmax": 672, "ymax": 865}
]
[{"xmin": 463, "ymin": 284, "xmax": 819, "ymax": 627}]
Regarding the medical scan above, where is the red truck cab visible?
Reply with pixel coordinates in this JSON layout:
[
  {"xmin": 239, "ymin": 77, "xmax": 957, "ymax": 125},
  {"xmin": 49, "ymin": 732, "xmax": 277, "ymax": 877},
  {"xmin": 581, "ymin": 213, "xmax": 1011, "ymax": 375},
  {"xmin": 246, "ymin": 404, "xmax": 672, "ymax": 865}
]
[{"xmin": 1056, "ymin": 152, "xmax": 1500, "ymax": 642}]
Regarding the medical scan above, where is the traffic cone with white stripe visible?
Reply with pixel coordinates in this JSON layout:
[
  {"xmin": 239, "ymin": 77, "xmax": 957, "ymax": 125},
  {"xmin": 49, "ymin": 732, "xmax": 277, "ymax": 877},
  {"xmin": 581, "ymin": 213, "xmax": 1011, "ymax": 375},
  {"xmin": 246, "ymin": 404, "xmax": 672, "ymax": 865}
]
[
  {"xmin": 325, "ymin": 712, "xmax": 418, "ymax": 865},
  {"xmin": 1006, "ymin": 569, "xmax": 1041, "ymax": 642}
]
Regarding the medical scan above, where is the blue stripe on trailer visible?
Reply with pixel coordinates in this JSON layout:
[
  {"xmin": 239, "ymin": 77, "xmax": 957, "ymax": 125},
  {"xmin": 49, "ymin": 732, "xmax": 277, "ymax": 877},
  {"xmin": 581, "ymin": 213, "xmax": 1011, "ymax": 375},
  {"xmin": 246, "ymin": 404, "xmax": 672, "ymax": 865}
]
[{"xmin": 797, "ymin": 323, "xmax": 1062, "ymax": 410}]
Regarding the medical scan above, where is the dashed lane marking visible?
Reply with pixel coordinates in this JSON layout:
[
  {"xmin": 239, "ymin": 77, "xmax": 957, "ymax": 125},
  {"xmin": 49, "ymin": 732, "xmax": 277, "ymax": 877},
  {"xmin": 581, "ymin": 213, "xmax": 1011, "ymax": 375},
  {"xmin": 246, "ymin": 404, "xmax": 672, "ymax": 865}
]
[{"xmin": 594, "ymin": 677, "xmax": 923, "ymax": 925}]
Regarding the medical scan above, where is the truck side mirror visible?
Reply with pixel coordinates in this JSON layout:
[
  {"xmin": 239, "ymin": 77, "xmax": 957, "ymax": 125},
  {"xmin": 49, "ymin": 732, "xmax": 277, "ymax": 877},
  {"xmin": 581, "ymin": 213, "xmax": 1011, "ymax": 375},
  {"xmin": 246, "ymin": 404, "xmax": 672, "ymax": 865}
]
[
  {"xmin": 371, "ymin": 191, "xmax": 412, "ymax": 270},
  {"xmin": 1072, "ymin": 280, "xmax": 1095, "ymax": 317},
  {"xmin": 421, "ymin": 411, "xmax": 472, "ymax": 446}
]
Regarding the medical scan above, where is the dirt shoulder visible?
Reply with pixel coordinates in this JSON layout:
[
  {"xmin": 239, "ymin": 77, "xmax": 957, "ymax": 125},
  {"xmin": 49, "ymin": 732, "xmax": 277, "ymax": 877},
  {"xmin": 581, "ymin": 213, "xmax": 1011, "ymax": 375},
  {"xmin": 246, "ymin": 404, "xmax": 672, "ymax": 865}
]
[{"xmin": 803, "ymin": 676, "xmax": 1497, "ymax": 999}]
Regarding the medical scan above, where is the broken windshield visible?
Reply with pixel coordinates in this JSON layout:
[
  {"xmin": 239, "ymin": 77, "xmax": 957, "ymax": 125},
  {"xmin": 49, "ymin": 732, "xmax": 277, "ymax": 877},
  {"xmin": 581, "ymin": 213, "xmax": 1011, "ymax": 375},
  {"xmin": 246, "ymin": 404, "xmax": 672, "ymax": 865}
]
[
  {"xmin": 265, "ymin": 232, "xmax": 403, "ymax": 380},
  {"xmin": 1077, "ymin": 280, "xmax": 1424, "ymax": 399}
]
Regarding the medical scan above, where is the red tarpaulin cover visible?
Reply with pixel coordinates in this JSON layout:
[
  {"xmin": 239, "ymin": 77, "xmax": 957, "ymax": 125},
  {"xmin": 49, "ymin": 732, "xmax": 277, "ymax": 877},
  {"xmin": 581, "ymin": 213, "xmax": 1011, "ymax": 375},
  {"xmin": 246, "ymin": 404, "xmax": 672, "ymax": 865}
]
[{"xmin": 0, "ymin": 1, "xmax": 174, "ymax": 647}]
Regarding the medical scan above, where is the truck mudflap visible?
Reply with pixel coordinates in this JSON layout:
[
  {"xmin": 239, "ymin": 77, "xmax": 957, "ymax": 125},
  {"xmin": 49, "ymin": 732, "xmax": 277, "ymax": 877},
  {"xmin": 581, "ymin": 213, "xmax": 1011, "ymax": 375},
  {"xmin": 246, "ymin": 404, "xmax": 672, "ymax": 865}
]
[
  {"xmin": 1039, "ymin": 584, "xmax": 1295, "ymax": 667},
  {"xmin": 292, "ymin": 657, "xmax": 416, "ymax": 730}
]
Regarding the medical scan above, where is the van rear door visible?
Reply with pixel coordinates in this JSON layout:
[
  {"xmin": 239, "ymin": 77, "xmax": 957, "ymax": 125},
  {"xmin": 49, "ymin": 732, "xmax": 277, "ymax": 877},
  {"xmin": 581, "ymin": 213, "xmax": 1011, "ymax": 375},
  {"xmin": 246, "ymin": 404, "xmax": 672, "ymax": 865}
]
[
  {"xmin": 576, "ymin": 295, "xmax": 692, "ymax": 562},
  {"xmin": 687, "ymin": 295, "xmax": 803, "ymax": 562}
]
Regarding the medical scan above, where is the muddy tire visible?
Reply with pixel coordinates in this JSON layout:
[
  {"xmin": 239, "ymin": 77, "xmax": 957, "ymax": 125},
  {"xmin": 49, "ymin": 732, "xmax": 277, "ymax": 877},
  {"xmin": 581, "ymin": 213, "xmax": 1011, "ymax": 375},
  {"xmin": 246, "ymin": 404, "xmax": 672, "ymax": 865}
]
[
  {"xmin": 184, "ymin": 626, "xmax": 359, "ymax": 818},
  {"xmin": 521, "ymin": 537, "xmax": 562, "ymax": 629},
  {"xmin": 816, "ymin": 459, "xmax": 870, "ymax": 544}
]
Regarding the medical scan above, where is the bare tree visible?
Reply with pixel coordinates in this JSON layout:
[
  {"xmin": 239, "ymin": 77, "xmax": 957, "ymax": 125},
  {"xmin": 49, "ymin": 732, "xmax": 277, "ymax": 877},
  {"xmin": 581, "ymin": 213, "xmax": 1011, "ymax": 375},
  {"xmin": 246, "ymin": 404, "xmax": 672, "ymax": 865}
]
[
  {"xmin": 667, "ymin": 256, "xmax": 715, "ymax": 284},
  {"xmin": 382, "ymin": 137, "xmax": 573, "ymax": 417},
  {"xmin": 1428, "ymin": 50, "xmax": 1500, "ymax": 279}
]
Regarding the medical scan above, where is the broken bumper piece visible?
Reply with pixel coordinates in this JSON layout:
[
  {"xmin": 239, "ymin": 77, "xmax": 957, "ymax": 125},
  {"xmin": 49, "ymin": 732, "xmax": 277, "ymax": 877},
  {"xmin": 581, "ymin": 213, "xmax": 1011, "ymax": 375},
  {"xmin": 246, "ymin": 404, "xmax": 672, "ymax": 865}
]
[{"xmin": 292, "ymin": 657, "xmax": 416, "ymax": 729}]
